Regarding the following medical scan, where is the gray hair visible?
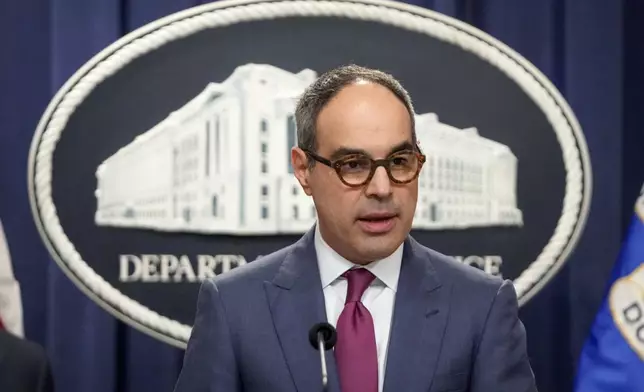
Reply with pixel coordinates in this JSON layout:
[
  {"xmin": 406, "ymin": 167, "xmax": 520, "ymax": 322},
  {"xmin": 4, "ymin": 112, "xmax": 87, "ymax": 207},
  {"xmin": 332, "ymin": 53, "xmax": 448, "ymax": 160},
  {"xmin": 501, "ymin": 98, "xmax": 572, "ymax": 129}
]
[{"xmin": 294, "ymin": 64, "xmax": 417, "ymax": 157}]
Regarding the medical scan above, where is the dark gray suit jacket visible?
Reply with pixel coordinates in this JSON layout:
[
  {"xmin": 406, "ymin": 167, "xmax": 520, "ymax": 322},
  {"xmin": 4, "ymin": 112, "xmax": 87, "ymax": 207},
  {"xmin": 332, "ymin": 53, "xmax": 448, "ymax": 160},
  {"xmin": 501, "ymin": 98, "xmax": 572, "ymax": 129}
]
[
  {"xmin": 0, "ymin": 330, "xmax": 54, "ymax": 392},
  {"xmin": 174, "ymin": 228, "xmax": 537, "ymax": 391}
]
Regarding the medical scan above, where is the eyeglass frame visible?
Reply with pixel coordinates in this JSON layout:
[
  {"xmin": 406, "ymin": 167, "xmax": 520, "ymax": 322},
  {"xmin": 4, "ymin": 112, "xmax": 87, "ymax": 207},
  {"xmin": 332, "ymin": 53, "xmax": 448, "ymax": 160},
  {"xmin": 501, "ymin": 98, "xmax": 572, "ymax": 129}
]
[{"xmin": 302, "ymin": 147, "xmax": 426, "ymax": 187}]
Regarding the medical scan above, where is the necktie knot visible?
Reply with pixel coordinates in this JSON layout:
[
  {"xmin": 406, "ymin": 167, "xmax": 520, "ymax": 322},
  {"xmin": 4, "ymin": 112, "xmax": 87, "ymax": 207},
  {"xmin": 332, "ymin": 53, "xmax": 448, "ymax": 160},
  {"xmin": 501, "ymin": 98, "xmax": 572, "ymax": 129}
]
[{"xmin": 342, "ymin": 268, "xmax": 375, "ymax": 304}]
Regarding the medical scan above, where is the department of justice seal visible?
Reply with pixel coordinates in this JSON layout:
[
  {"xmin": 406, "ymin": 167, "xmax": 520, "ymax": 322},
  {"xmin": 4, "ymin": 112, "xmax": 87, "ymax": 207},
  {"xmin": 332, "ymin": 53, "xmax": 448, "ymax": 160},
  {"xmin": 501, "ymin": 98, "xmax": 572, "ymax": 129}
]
[{"xmin": 28, "ymin": 0, "xmax": 591, "ymax": 347}]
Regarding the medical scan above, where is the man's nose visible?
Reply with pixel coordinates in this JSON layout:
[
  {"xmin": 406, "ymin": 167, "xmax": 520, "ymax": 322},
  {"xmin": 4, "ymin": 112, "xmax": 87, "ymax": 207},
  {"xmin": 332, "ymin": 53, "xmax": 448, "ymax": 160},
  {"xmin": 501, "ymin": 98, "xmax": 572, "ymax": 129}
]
[{"xmin": 365, "ymin": 166, "xmax": 392, "ymax": 198}]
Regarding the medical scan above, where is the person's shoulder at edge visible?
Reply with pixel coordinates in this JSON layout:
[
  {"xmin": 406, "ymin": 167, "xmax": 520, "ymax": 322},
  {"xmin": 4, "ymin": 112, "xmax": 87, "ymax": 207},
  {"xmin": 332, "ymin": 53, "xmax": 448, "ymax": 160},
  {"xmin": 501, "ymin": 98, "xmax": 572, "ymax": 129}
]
[
  {"xmin": 0, "ymin": 329, "xmax": 54, "ymax": 391},
  {"xmin": 0, "ymin": 329, "xmax": 48, "ymax": 365}
]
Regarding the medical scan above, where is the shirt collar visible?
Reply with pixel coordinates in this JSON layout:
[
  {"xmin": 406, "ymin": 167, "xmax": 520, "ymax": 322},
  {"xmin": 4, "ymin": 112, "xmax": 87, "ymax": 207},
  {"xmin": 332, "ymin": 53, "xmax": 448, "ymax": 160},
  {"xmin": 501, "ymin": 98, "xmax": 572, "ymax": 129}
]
[{"xmin": 314, "ymin": 224, "xmax": 403, "ymax": 291}]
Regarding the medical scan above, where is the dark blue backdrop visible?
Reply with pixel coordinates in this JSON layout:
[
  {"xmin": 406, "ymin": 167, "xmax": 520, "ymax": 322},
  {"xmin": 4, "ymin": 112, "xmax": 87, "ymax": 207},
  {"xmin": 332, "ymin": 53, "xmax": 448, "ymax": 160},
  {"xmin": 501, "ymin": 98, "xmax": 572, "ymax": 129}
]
[{"xmin": 1, "ymin": 1, "xmax": 643, "ymax": 391}]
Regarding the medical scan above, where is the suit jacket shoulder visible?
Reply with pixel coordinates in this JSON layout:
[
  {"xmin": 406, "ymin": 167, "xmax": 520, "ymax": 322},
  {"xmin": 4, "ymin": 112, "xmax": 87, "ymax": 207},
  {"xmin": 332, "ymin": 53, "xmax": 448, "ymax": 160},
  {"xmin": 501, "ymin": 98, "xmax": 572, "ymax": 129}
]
[
  {"xmin": 0, "ymin": 330, "xmax": 54, "ymax": 392},
  {"xmin": 408, "ymin": 238, "xmax": 537, "ymax": 392},
  {"xmin": 411, "ymin": 239, "xmax": 512, "ymax": 338},
  {"xmin": 175, "ymin": 229, "xmax": 328, "ymax": 392}
]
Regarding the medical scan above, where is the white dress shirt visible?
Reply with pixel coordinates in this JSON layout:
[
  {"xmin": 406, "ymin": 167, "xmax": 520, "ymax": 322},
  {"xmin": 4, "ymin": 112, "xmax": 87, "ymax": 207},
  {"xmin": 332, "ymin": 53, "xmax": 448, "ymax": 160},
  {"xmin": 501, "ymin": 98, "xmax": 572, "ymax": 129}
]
[{"xmin": 314, "ymin": 225, "xmax": 403, "ymax": 392}]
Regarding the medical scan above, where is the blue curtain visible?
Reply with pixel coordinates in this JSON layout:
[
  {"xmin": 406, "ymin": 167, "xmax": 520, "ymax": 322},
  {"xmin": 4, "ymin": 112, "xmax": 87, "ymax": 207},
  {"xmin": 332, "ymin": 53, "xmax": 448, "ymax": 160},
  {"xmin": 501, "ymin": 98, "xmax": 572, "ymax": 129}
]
[{"xmin": 0, "ymin": 1, "xmax": 642, "ymax": 391}]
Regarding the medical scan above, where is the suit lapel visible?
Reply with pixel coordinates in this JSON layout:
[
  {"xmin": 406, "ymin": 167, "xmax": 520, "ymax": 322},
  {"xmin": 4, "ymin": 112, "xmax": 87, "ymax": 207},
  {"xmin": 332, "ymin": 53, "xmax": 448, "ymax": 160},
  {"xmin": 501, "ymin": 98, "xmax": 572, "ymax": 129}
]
[
  {"xmin": 383, "ymin": 236, "xmax": 449, "ymax": 392},
  {"xmin": 264, "ymin": 228, "xmax": 341, "ymax": 392}
]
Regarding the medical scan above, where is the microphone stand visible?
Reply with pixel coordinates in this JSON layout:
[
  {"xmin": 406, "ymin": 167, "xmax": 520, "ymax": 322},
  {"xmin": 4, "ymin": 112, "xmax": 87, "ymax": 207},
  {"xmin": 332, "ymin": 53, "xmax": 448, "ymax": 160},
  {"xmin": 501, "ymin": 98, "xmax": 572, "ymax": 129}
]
[
  {"xmin": 309, "ymin": 322, "xmax": 337, "ymax": 392},
  {"xmin": 318, "ymin": 331, "xmax": 330, "ymax": 390}
]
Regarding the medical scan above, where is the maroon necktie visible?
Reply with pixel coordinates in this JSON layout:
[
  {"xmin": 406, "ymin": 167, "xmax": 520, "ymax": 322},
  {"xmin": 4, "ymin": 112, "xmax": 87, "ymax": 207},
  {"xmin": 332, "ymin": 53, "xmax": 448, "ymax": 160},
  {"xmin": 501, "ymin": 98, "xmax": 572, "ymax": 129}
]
[{"xmin": 334, "ymin": 268, "xmax": 378, "ymax": 392}]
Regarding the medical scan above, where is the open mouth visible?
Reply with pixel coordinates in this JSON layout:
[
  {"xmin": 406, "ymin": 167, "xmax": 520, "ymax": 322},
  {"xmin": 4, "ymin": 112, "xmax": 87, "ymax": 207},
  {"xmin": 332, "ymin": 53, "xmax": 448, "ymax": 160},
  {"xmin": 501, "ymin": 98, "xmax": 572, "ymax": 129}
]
[{"xmin": 357, "ymin": 213, "xmax": 397, "ymax": 234}]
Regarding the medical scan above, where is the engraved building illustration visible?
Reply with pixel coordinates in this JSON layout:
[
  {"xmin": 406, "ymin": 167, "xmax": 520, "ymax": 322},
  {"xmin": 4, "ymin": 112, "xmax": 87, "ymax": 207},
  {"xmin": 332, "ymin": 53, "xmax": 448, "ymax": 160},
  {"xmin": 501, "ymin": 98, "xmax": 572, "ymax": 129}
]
[{"xmin": 94, "ymin": 64, "xmax": 523, "ymax": 235}]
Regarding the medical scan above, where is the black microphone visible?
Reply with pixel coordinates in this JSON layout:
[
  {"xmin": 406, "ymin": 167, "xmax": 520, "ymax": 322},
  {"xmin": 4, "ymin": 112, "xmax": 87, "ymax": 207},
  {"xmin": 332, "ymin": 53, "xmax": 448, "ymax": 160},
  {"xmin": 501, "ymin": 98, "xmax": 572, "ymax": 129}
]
[{"xmin": 308, "ymin": 322, "xmax": 337, "ymax": 392}]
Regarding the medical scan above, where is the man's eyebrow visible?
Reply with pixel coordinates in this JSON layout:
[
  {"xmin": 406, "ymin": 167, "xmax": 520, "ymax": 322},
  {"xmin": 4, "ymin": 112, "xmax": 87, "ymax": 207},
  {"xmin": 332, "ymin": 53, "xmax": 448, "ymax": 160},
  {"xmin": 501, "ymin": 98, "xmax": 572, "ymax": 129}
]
[
  {"xmin": 328, "ymin": 147, "xmax": 368, "ymax": 160},
  {"xmin": 387, "ymin": 141, "xmax": 416, "ymax": 155},
  {"xmin": 328, "ymin": 141, "xmax": 416, "ymax": 161}
]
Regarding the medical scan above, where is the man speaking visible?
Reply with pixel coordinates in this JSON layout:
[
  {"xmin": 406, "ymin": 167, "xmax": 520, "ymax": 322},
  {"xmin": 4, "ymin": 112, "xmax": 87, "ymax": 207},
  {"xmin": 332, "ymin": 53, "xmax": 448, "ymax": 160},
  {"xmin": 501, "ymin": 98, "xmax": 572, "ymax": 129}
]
[{"xmin": 174, "ymin": 65, "xmax": 538, "ymax": 392}]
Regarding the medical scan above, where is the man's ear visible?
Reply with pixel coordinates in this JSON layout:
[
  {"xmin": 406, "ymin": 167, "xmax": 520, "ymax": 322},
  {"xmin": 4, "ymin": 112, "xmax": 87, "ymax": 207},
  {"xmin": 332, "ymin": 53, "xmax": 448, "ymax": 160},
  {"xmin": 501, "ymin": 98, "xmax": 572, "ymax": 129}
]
[{"xmin": 291, "ymin": 147, "xmax": 313, "ymax": 196}]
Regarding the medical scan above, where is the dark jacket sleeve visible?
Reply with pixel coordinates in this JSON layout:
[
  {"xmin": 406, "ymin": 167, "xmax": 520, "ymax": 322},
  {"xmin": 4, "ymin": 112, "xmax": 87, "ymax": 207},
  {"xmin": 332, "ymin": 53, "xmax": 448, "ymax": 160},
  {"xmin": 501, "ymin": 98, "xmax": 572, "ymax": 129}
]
[
  {"xmin": 0, "ymin": 330, "xmax": 55, "ymax": 392},
  {"xmin": 173, "ymin": 279, "xmax": 241, "ymax": 392},
  {"xmin": 470, "ymin": 280, "xmax": 538, "ymax": 392}
]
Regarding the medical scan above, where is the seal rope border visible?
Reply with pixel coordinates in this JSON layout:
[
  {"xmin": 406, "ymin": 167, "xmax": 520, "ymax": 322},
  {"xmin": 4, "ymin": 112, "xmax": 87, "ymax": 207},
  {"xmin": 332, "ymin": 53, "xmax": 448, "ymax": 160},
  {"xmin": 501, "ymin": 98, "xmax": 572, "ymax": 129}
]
[{"xmin": 28, "ymin": 0, "xmax": 591, "ymax": 347}]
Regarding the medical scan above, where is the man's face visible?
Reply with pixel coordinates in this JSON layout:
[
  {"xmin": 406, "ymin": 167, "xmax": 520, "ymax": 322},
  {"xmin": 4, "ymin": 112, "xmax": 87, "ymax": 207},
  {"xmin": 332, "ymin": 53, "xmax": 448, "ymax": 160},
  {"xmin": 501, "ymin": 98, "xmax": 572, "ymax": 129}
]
[{"xmin": 292, "ymin": 81, "xmax": 419, "ymax": 264}]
